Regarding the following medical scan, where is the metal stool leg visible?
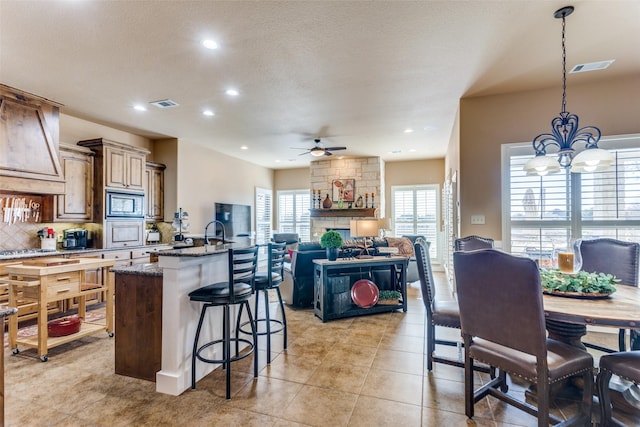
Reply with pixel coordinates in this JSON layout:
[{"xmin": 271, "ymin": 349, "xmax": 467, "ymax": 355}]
[
  {"xmin": 191, "ymin": 304, "xmax": 209, "ymax": 389},
  {"xmin": 276, "ymin": 287, "xmax": 287, "ymax": 350}
]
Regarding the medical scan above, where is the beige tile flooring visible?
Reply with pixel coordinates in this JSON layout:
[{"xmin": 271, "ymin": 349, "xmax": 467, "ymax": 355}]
[{"xmin": 4, "ymin": 272, "xmax": 640, "ymax": 426}]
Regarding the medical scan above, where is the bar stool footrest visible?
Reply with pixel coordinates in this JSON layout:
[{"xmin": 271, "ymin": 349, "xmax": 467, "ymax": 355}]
[
  {"xmin": 195, "ymin": 337, "xmax": 255, "ymax": 364},
  {"xmin": 238, "ymin": 319, "xmax": 285, "ymax": 336}
]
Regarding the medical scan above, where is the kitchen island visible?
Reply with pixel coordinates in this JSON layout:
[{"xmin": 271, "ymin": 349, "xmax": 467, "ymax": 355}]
[{"xmin": 155, "ymin": 239, "xmax": 255, "ymax": 396}]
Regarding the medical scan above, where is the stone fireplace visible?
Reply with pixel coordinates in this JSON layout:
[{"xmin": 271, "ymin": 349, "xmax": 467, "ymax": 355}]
[{"xmin": 309, "ymin": 157, "xmax": 385, "ymax": 241}]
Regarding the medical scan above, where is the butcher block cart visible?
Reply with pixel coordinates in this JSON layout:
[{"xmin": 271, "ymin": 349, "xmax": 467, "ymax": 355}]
[{"xmin": 5, "ymin": 258, "xmax": 115, "ymax": 361}]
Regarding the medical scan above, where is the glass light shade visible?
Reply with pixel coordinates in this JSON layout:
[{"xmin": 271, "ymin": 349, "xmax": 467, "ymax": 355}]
[
  {"xmin": 350, "ymin": 219, "xmax": 379, "ymax": 237},
  {"xmin": 523, "ymin": 155, "xmax": 561, "ymax": 176},
  {"xmin": 310, "ymin": 148, "xmax": 325, "ymax": 157},
  {"xmin": 570, "ymin": 148, "xmax": 614, "ymax": 173}
]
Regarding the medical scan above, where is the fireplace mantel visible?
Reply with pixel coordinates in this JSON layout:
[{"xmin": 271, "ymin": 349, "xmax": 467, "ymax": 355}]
[{"xmin": 310, "ymin": 208, "xmax": 376, "ymax": 218}]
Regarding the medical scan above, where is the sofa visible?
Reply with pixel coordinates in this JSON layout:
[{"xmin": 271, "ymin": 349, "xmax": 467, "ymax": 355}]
[{"xmin": 280, "ymin": 236, "xmax": 422, "ymax": 308}]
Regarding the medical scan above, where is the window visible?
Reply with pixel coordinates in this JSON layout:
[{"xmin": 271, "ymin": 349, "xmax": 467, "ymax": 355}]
[
  {"xmin": 277, "ymin": 189, "xmax": 310, "ymax": 241},
  {"xmin": 502, "ymin": 134, "xmax": 640, "ymax": 263},
  {"xmin": 391, "ymin": 185, "xmax": 440, "ymax": 258},
  {"xmin": 255, "ymin": 187, "xmax": 272, "ymax": 245}
]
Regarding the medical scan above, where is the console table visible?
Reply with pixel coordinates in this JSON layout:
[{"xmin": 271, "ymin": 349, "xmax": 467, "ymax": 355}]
[{"xmin": 313, "ymin": 256, "xmax": 408, "ymax": 322}]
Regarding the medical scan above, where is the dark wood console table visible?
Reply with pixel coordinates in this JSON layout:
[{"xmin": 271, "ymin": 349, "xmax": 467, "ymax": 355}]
[{"xmin": 313, "ymin": 256, "xmax": 408, "ymax": 322}]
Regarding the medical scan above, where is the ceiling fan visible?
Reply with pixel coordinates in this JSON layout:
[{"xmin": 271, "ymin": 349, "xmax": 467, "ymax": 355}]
[{"xmin": 295, "ymin": 139, "xmax": 347, "ymax": 157}]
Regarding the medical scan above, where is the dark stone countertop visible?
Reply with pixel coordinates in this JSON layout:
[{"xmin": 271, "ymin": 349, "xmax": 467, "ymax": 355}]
[
  {"xmin": 0, "ymin": 244, "xmax": 172, "ymax": 261},
  {"xmin": 111, "ymin": 263, "xmax": 163, "ymax": 276},
  {"xmin": 0, "ymin": 306, "xmax": 18, "ymax": 319},
  {"xmin": 158, "ymin": 238, "xmax": 255, "ymax": 258}
]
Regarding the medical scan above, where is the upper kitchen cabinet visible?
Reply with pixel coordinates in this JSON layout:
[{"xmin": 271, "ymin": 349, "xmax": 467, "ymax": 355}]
[
  {"xmin": 0, "ymin": 85, "xmax": 65, "ymax": 194},
  {"xmin": 144, "ymin": 161, "xmax": 165, "ymax": 221},
  {"xmin": 78, "ymin": 138, "xmax": 149, "ymax": 193},
  {"xmin": 42, "ymin": 143, "xmax": 94, "ymax": 222}
]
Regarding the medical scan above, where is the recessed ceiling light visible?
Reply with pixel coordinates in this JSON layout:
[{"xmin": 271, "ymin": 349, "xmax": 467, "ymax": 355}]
[
  {"xmin": 240, "ymin": 145, "xmax": 248, "ymax": 150},
  {"xmin": 404, "ymin": 128, "xmax": 414, "ymax": 133},
  {"xmin": 133, "ymin": 105, "xmax": 147, "ymax": 111},
  {"xmin": 423, "ymin": 125, "xmax": 436, "ymax": 131},
  {"xmin": 275, "ymin": 159, "xmax": 281, "ymax": 163},
  {"xmin": 202, "ymin": 110, "xmax": 215, "ymax": 117},
  {"xmin": 202, "ymin": 39, "xmax": 218, "ymax": 50},
  {"xmin": 409, "ymin": 149, "xmax": 417, "ymax": 153},
  {"xmin": 388, "ymin": 150, "xmax": 402, "ymax": 154},
  {"xmin": 225, "ymin": 89, "xmax": 239, "ymax": 96}
]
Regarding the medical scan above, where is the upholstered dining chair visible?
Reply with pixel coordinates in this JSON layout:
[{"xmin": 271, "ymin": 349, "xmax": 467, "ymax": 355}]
[
  {"xmin": 415, "ymin": 238, "xmax": 491, "ymax": 374},
  {"xmin": 596, "ymin": 351, "xmax": 640, "ymax": 426},
  {"xmin": 580, "ymin": 238, "xmax": 640, "ymax": 352},
  {"xmin": 453, "ymin": 249, "xmax": 594, "ymax": 426},
  {"xmin": 189, "ymin": 246, "xmax": 259, "ymax": 399},
  {"xmin": 454, "ymin": 235, "xmax": 494, "ymax": 252}
]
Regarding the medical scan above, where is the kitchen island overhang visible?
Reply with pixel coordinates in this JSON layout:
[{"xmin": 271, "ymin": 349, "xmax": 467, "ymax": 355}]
[{"xmin": 155, "ymin": 239, "xmax": 256, "ymax": 396}]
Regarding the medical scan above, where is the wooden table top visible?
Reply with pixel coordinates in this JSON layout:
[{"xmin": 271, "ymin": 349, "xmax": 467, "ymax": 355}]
[
  {"xmin": 543, "ymin": 285, "xmax": 640, "ymax": 329},
  {"xmin": 5, "ymin": 257, "xmax": 115, "ymax": 276}
]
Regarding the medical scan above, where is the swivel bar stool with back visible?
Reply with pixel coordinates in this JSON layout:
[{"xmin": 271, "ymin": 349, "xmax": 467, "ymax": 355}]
[
  {"xmin": 239, "ymin": 241, "xmax": 287, "ymax": 364},
  {"xmin": 189, "ymin": 246, "xmax": 259, "ymax": 399}
]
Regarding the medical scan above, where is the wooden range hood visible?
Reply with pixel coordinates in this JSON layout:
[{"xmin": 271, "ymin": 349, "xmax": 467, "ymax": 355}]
[{"xmin": 0, "ymin": 84, "xmax": 65, "ymax": 195}]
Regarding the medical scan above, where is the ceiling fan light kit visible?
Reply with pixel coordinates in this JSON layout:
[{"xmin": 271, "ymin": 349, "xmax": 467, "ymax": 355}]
[
  {"xmin": 295, "ymin": 138, "xmax": 347, "ymax": 157},
  {"xmin": 523, "ymin": 5, "xmax": 612, "ymax": 176}
]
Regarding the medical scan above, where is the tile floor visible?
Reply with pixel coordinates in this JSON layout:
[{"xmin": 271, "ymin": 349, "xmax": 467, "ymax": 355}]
[{"xmin": 4, "ymin": 272, "xmax": 639, "ymax": 426}]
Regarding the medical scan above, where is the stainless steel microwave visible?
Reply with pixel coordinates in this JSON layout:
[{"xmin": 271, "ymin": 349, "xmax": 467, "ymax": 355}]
[{"xmin": 106, "ymin": 191, "xmax": 144, "ymax": 218}]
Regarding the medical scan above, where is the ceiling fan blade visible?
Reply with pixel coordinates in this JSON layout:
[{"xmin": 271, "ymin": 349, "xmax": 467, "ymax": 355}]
[
  {"xmin": 299, "ymin": 151, "xmax": 311, "ymax": 156},
  {"xmin": 325, "ymin": 146, "xmax": 346, "ymax": 151},
  {"xmin": 324, "ymin": 151, "xmax": 333, "ymax": 156}
]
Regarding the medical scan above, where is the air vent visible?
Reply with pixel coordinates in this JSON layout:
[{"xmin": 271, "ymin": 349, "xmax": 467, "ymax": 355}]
[
  {"xmin": 149, "ymin": 99, "xmax": 179, "ymax": 108},
  {"xmin": 570, "ymin": 60, "xmax": 615, "ymax": 74}
]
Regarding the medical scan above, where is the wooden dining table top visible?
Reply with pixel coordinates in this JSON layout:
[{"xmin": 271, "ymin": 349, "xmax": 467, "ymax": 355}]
[{"xmin": 543, "ymin": 285, "xmax": 640, "ymax": 329}]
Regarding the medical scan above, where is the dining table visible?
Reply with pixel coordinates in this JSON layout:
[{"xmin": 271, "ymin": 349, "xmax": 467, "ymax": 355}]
[{"xmin": 543, "ymin": 285, "xmax": 640, "ymax": 416}]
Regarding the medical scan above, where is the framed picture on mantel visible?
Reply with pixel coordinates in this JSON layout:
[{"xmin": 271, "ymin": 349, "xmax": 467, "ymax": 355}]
[{"xmin": 332, "ymin": 179, "xmax": 355, "ymax": 202}]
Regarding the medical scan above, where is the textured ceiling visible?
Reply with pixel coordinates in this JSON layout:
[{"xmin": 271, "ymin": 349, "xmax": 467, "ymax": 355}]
[{"xmin": 1, "ymin": 1, "xmax": 638, "ymax": 169}]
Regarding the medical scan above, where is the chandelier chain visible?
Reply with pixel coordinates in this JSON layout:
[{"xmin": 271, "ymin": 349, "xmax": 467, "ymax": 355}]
[{"xmin": 561, "ymin": 13, "xmax": 567, "ymax": 114}]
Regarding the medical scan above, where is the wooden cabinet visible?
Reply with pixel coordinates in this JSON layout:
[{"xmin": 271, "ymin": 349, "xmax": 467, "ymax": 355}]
[
  {"xmin": 0, "ymin": 84, "xmax": 65, "ymax": 195},
  {"xmin": 115, "ymin": 270, "xmax": 162, "ymax": 381},
  {"xmin": 43, "ymin": 144, "xmax": 94, "ymax": 222},
  {"xmin": 144, "ymin": 162, "xmax": 166, "ymax": 221},
  {"xmin": 77, "ymin": 138, "xmax": 149, "ymax": 248},
  {"xmin": 104, "ymin": 221, "xmax": 145, "ymax": 249},
  {"xmin": 104, "ymin": 145, "xmax": 146, "ymax": 191}
]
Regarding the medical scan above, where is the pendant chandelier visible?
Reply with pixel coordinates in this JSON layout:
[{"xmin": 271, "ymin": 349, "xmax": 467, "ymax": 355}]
[{"xmin": 523, "ymin": 6, "xmax": 613, "ymax": 176}]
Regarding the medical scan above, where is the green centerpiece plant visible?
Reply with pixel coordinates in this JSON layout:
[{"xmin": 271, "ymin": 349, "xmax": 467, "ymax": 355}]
[
  {"xmin": 320, "ymin": 230, "xmax": 344, "ymax": 261},
  {"xmin": 540, "ymin": 268, "xmax": 619, "ymax": 296}
]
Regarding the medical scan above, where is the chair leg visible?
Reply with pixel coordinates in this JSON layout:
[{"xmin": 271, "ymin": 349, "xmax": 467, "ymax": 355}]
[
  {"xmin": 463, "ymin": 335, "xmax": 474, "ymax": 418},
  {"xmin": 224, "ymin": 305, "xmax": 231, "ymax": 399},
  {"xmin": 236, "ymin": 302, "xmax": 245, "ymax": 355},
  {"xmin": 537, "ymin": 378, "xmax": 549, "ymax": 427},
  {"xmin": 276, "ymin": 287, "xmax": 287, "ymax": 350},
  {"xmin": 619, "ymin": 329, "xmax": 627, "ymax": 352},
  {"xmin": 191, "ymin": 304, "xmax": 209, "ymax": 389},
  {"xmin": 243, "ymin": 301, "xmax": 259, "ymax": 378},
  {"xmin": 427, "ymin": 321, "xmax": 435, "ymax": 371},
  {"xmin": 597, "ymin": 368, "xmax": 614, "ymax": 426},
  {"xmin": 581, "ymin": 368, "xmax": 593, "ymax": 423},
  {"xmin": 263, "ymin": 289, "xmax": 272, "ymax": 363}
]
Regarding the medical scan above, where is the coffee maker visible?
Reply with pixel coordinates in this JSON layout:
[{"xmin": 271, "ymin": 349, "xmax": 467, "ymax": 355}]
[{"xmin": 62, "ymin": 229, "xmax": 88, "ymax": 249}]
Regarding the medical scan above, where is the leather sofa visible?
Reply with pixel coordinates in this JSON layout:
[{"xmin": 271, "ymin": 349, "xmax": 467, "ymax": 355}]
[{"xmin": 280, "ymin": 236, "xmax": 421, "ymax": 308}]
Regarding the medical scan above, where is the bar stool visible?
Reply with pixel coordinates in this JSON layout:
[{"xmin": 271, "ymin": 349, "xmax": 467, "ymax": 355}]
[
  {"xmin": 239, "ymin": 241, "xmax": 287, "ymax": 364},
  {"xmin": 596, "ymin": 351, "xmax": 640, "ymax": 426},
  {"xmin": 189, "ymin": 246, "xmax": 259, "ymax": 399}
]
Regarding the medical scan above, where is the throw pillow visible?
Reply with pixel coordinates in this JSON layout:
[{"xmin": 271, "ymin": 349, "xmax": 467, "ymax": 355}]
[{"xmin": 385, "ymin": 237, "xmax": 415, "ymax": 257}]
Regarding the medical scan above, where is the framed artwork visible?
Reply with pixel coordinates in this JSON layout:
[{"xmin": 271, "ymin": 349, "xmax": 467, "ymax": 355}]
[{"xmin": 332, "ymin": 179, "xmax": 355, "ymax": 202}]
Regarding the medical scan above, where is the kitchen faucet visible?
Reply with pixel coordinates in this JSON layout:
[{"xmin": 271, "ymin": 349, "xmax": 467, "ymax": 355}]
[{"xmin": 203, "ymin": 220, "xmax": 226, "ymax": 246}]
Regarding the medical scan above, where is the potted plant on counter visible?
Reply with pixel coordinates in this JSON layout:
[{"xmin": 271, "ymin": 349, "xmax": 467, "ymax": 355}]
[{"xmin": 320, "ymin": 230, "xmax": 344, "ymax": 261}]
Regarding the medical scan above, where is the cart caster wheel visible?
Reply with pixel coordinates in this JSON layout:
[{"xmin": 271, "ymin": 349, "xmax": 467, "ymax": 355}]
[
  {"xmin": 12, "ymin": 349, "xmax": 19, "ymax": 355},
  {"xmin": 108, "ymin": 332, "xmax": 114, "ymax": 338},
  {"xmin": 40, "ymin": 355, "xmax": 48, "ymax": 362}
]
